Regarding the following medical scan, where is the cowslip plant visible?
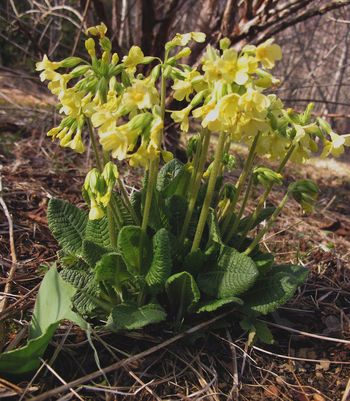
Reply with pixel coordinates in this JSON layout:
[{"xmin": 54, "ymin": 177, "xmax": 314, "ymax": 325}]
[{"xmin": 1, "ymin": 24, "xmax": 349, "ymax": 374}]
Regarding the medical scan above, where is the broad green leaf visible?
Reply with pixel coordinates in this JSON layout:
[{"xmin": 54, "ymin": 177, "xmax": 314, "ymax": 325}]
[
  {"xmin": 107, "ymin": 303, "xmax": 166, "ymax": 331},
  {"xmin": 196, "ymin": 297, "xmax": 243, "ymax": 313},
  {"xmin": 82, "ymin": 240, "xmax": 109, "ymax": 267},
  {"xmin": 117, "ymin": 226, "xmax": 152, "ymax": 275},
  {"xmin": 71, "ymin": 284, "xmax": 108, "ymax": 319},
  {"xmin": 48, "ymin": 198, "xmax": 87, "ymax": 255},
  {"xmin": 156, "ymin": 159, "xmax": 187, "ymax": 196},
  {"xmin": 166, "ymin": 272, "xmax": 200, "ymax": 315},
  {"xmin": 130, "ymin": 190, "xmax": 142, "ymax": 222},
  {"xmin": 60, "ymin": 267, "xmax": 94, "ymax": 290},
  {"xmin": 0, "ymin": 268, "xmax": 86, "ymax": 374},
  {"xmin": 198, "ymin": 245, "xmax": 259, "ymax": 298},
  {"xmin": 208, "ymin": 208, "xmax": 222, "ymax": 244},
  {"xmin": 85, "ymin": 216, "xmax": 115, "ymax": 250},
  {"xmin": 183, "ymin": 249, "xmax": 206, "ymax": 276},
  {"xmin": 237, "ymin": 207, "xmax": 276, "ymax": 233},
  {"xmin": 165, "ymin": 195, "xmax": 188, "ymax": 236},
  {"xmin": 252, "ymin": 251, "xmax": 274, "ymax": 275},
  {"xmin": 112, "ymin": 192, "xmax": 134, "ymax": 226},
  {"xmin": 95, "ymin": 253, "xmax": 131, "ymax": 287},
  {"xmin": 146, "ymin": 229, "xmax": 172, "ymax": 294},
  {"xmin": 243, "ymin": 264, "xmax": 308, "ymax": 315}
]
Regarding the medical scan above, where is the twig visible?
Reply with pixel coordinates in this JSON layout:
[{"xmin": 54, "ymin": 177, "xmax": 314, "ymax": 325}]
[
  {"xmin": 0, "ymin": 166, "xmax": 18, "ymax": 313},
  {"xmin": 30, "ymin": 309, "xmax": 236, "ymax": 401}
]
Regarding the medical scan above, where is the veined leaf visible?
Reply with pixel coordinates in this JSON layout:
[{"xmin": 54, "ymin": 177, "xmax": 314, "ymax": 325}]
[
  {"xmin": 107, "ymin": 303, "xmax": 166, "ymax": 331},
  {"xmin": 117, "ymin": 226, "xmax": 152, "ymax": 275},
  {"xmin": 208, "ymin": 208, "xmax": 222, "ymax": 244},
  {"xmin": 165, "ymin": 195, "xmax": 188, "ymax": 236},
  {"xmin": 166, "ymin": 271, "xmax": 200, "ymax": 315},
  {"xmin": 0, "ymin": 268, "xmax": 86, "ymax": 374},
  {"xmin": 146, "ymin": 229, "xmax": 172, "ymax": 294},
  {"xmin": 60, "ymin": 267, "xmax": 94, "ymax": 290},
  {"xmin": 240, "ymin": 318, "xmax": 274, "ymax": 345},
  {"xmin": 48, "ymin": 199, "xmax": 87, "ymax": 255},
  {"xmin": 183, "ymin": 249, "xmax": 206, "ymax": 276},
  {"xmin": 252, "ymin": 251, "xmax": 275, "ymax": 275},
  {"xmin": 196, "ymin": 297, "xmax": 243, "ymax": 314},
  {"xmin": 82, "ymin": 240, "xmax": 109, "ymax": 267},
  {"xmin": 85, "ymin": 216, "xmax": 114, "ymax": 250},
  {"xmin": 198, "ymin": 245, "xmax": 259, "ymax": 298},
  {"xmin": 156, "ymin": 159, "xmax": 187, "ymax": 196},
  {"xmin": 243, "ymin": 264, "xmax": 308, "ymax": 315},
  {"xmin": 112, "ymin": 192, "xmax": 134, "ymax": 226},
  {"xmin": 71, "ymin": 283, "xmax": 108, "ymax": 319},
  {"xmin": 95, "ymin": 253, "xmax": 131, "ymax": 287}
]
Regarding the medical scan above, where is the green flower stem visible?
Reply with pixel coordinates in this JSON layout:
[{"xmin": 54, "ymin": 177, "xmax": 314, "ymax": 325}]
[
  {"xmin": 244, "ymin": 192, "xmax": 289, "ymax": 255},
  {"xmin": 191, "ymin": 131, "xmax": 227, "ymax": 252},
  {"xmin": 221, "ymin": 132, "xmax": 260, "ymax": 235},
  {"xmin": 235, "ymin": 144, "xmax": 296, "ymax": 247},
  {"xmin": 140, "ymin": 52, "xmax": 169, "ymax": 235},
  {"xmin": 87, "ymin": 119, "xmax": 103, "ymax": 171},
  {"xmin": 225, "ymin": 171, "xmax": 254, "ymax": 242},
  {"xmin": 179, "ymin": 129, "xmax": 210, "ymax": 245},
  {"xmin": 117, "ymin": 177, "xmax": 140, "ymax": 225},
  {"xmin": 188, "ymin": 130, "xmax": 205, "ymax": 191}
]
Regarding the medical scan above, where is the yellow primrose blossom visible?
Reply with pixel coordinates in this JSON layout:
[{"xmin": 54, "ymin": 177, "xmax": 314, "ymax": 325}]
[
  {"xmin": 86, "ymin": 22, "xmax": 107, "ymax": 38},
  {"xmin": 122, "ymin": 46, "xmax": 145, "ymax": 74},
  {"xmin": 171, "ymin": 105, "xmax": 193, "ymax": 132},
  {"xmin": 122, "ymin": 78, "xmax": 159, "ymax": 110},
  {"xmin": 47, "ymin": 73, "xmax": 72, "ymax": 97},
  {"xmin": 321, "ymin": 132, "xmax": 350, "ymax": 158},
  {"xmin": 166, "ymin": 32, "xmax": 206, "ymax": 49},
  {"xmin": 256, "ymin": 39, "xmax": 282, "ymax": 69},
  {"xmin": 36, "ymin": 55, "xmax": 61, "ymax": 81},
  {"xmin": 172, "ymin": 70, "xmax": 200, "ymax": 101}
]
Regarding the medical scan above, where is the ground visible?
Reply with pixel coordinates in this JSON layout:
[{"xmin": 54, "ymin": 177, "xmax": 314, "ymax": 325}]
[{"xmin": 0, "ymin": 71, "xmax": 350, "ymax": 400}]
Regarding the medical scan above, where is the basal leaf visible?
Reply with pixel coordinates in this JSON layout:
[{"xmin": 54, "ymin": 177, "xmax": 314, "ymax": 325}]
[
  {"xmin": 145, "ymin": 229, "xmax": 172, "ymax": 294},
  {"xmin": 252, "ymin": 251, "xmax": 275, "ymax": 275},
  {"xmin": 48, "ymin": 198, "xmax": 87, "ymax": 255},
  {"xmin": 112, "ymin": 192, "xmax": 134, "ymax": 226},
  {"xmin": 85, "ymin": 216, "xmax": 115, "ymax": 250},
  {"xmin": 197, "ymin": 245, "xmax": 259, "ymax": 298},
  {"xmin": 165, "ymin": 195, "xmax": 188, "ymax": 236},
  {"xmin": 237, "ymin": 207, "xmax": 276, "ymax": 233},
  {"xmin": 107, "ymin": 303, "xmax": 166, "ymax": 331},
  {"xmin": 196, "ymin": 297, "xmax": 243, "ymax": 314},
  {"xmin": 183, "ymin": 249, "xmax": 206, "ymax": 276},
  {"xmin": 208, "ymin": 208, "xmax": 222, "ymax": 244},
  {"xmin": 243, "ymin": 264, "xmax": 308, "ymax": 315},
  {"xmin": 95, "ymin": 253, "xmax": 131, "ymax": 287},
  {"xmin": 117, "ymin": 225, "xmax": 152, "ymax": 275},
  {"xmin": 166, "ymin": 272, "xmax": 200, "ymax": 315},
  {"xmin": 82, "ymin": 240, "xmax": 109, "ymax": 267},
  {"xmin": 0, "ymin": 267, "xmax": 86, "ymax": 374},
  {"xmin": 60, "ymin": 267, "xmax": 94, "ymax": 290},
  {"xmin": 156, "ymin": 159, "xmax": 187, "ymax": 196}
]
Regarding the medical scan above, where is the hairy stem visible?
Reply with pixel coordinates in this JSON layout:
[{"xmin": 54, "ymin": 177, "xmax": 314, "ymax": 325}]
[
  {"xmin": 191, "ymin": 131, "xmax": 227, "ymax": 252},
  {"xmin": 179, "ymin": 129, "xmax": 210, "ymax": 244},
  {"xmin": 221, "ymin": 132, "xmax": 260, "ymax": 234},
  {"xmin": 244, "ymin": 193, "xmax": 289, "ymax": 255}
]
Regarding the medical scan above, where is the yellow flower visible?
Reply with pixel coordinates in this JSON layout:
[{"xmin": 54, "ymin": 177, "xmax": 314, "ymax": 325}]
[
  {"xmin": 35, "ymin": 55, "xmax": 60, "ymax": 71},
  {"xmin": 67, "ymin": 129, "xmax": 85, "ymax": 154},
  {"xmin": 47, "ymin": 73, "xmax": 71, "ymax": 97},
  {"xmin": 321, "ymin": 132, "xmax": 350, "ymax": 158},
  {"xmin": 59, "ymin": 88, "xmax": 85, "ymax": 118},
  {"xmin": 256, "ymin": 39, "xmax": 282, "ymax": 69},
  {"xmin": 122, "ymin": 46, "xmax": 145, "ymax": 74},
  {"xmin": 171, "ymin": 105, "xmax": 192, "ymax": 132},
  {"xmin": 122, "ymin": 78, "xmax": 159, "ymax": 110},
  {"xmin": 99, "ymin": 128, "xmax": 129, "ymax": 160},
  {"xmin": 149, "ymin": 115, "xmax": 163, "ymax": 148},
  {"xmin": 166, "ymin": 32, "xmax": 206, "ymax": 49},
  {"xmin": 172, "ymin": 70, "xmax": 200, "ymax": 101},
  {"xmin": 86, "ymin": 22, "xmax": 107, "ymax": 38}
]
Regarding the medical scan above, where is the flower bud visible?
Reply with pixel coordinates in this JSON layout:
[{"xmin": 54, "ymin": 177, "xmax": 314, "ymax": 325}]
[
  {"xmin": 102, "ymin": 161, "xmax": 119, "ymax": 184},
  {"xmin": 219, "ymin": 37, "xmax": 231, "ymax": 50},
  {"xmin": 59, "ymin": 57, "xmax": 84, "ymax": 68},
  {"xmin": 175, "ymin": 47, "xmax": 192, "ymax": 59},
  {"xmin": 85, "ymin": 38, "xmax": 96, "ymax": 58},
  {"xmin": 253, "ymin": 167, "xmax": 283, "ymax": 188},
  {"xmin": 100, "ymin": 37, "xmax": 112, "ymax": 52},
  {"xmin": 289, "ymin": 179, "xmax": 318, "ymax": 213},
  {"xmin": 111, "ymin": 53, "xmax": 119, "ymax": 64},
  {"xmin": 70, "ymin": 65, "xmax": 90, "ymax": 78}
]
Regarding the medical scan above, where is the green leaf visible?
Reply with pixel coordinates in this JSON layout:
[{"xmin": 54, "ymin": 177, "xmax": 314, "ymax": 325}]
[
  {"xmin": 130, "ymin": 191, "xmax": 142, "ymax": 222},
  {"xmin": 95, "ymin": 253, "xmax": 131, "ymax": 286},
  {"xmin": 237, "ymin": 207, "xmax": 276, "ymax": 233},
  {"xmin": 82, "ymin": 240, "xmax": 109, "ymax": 267},
  {"xmin": 252, "ymin": 251, "xmax": 274, "ymax": 275},
  {"xmin": 240, "ymin": 318, "xmax": 274, "ymax": 345},
  {"xmin": 183, "ymin": 249, "xmax": 206, "ymax": 276},
  {"xmin": 156, "ymin": 159, "xmax": 187, "ymax": 196},
  {"xmin": 165, "ymin": 195, "xmax": 188, "ymax": 236},
  {"xmin": 166, "ymin": 272, "xmax": 200, "ymax": 315},
  {"xmin": 112, "ymin": 192, "xmax": 134, "ymax": 226},
  {"xmin": 196, "ymin": 297, "xmax": 243, "ymax": 313},
  {"xmin": 71, "ymin": 283, "xmax": 107, "ymax": 319},
  {"xmin": 243, "ymin": 264, "xmax": 308, "ymax": 314},
  {"xmin": 117, "ymin": 226, "xmax": 152, "ymax": 275},
  {"xmin": 0, "ymin": 268, "xmax": 86, "ymax": 374},
  {"xmin": 198, "ymin": 245, "xmax": 259, "ymax": 298},
  {"xmin": 208, "ymin": 208, "xmax": 222, "ymax": 244},
  {"xmin": 85, "ymin": 216, "xmax": 115, "ymax": 250},
  {"xmin": 60, "ymin": 267, "xmax": 94, "ymax": 290},
  {"xmin": 48, "ymin": 199, "xmax": 87, "ymax": 255},
  {"xmin": 107, "ymin": 303, "xmax": 166, "ymax": 331},
  {"xmin": 145, "ymin": 229, "xmax": 172, "ymax": 294}
]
